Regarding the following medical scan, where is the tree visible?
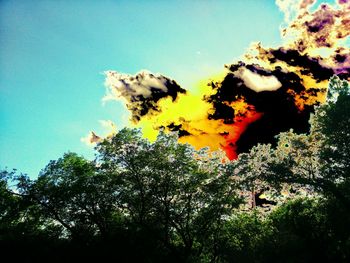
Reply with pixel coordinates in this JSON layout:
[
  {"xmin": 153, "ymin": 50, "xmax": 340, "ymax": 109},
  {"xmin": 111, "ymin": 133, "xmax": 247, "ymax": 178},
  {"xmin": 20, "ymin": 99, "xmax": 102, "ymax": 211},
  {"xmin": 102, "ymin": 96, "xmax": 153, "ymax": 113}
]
[
  {"xmin": 0, "ymin": 169, "xmax": 26, "ymax": 239},
  {"xmin": 96, "ymin": 128, "xmax": 243, "ymax": 261},
  {"xmin": 15, "ymin": 153, "xmax": 124, "ymax": 241},
  {"xmin": 316, "ymin": 76, "xmax": 350, "ymax": 205},
  {"xmin": 268, "ymin": 198, "xmax": 329, "ymax": 263},
  {"xmin": 326, "ymin": 75, "xmax": 349, "ymax": 103},
  {"xmin": 234, "ymin": 77, "xmax": 349, "ymax": 209},
  {"xmin": 0, "ymin": 169, "xmax": 66, "ymax": 262},
  {"xmin": 216, "ymin": 211, "xmax": 275, "ymax": 262}
]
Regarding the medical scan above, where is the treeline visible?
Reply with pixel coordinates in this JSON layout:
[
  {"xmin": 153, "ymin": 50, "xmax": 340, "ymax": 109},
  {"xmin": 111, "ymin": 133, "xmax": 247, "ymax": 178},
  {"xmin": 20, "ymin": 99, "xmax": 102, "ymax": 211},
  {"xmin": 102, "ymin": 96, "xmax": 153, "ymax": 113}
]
[{"xmin": 1, "ymin": 76, "xmax": 350, "ymax": 262}]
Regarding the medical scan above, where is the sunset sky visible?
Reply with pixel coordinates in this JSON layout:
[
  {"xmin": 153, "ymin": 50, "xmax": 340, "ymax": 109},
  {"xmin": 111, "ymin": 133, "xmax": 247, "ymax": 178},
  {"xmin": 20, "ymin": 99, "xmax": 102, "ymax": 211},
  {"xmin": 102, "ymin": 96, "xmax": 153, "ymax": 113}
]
[{"xmin": 0, "ymin": 0, "xmax": 343, "ymax": 178}]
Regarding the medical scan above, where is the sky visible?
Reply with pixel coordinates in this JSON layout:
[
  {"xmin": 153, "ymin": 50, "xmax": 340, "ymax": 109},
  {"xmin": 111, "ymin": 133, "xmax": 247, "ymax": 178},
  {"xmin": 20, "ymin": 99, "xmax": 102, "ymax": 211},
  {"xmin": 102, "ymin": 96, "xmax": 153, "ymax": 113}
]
[{"xmin": 2, "ymin": 0, "xmax": 345, "ymax": 178}]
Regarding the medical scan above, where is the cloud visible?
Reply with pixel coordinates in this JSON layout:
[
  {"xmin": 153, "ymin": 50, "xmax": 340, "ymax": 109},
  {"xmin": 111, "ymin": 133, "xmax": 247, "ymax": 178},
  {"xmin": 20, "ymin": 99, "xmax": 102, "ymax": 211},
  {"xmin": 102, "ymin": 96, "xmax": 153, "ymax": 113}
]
[
  {"xmin": 81, "ymin": 120, "xmax": 117, "ymax": 146},
  {"xmin": 87, "ymin": 0, "xmax": 350, "ymax": 159},
  {"xmin": 232, "ymin": 66, "xmax": 282, "ymax": 93},
  {"xmin": 103, "ymin": 70, "xmax": 186, "ymax": 122},
  {"xmin": 81, "ymin": 131, "xmax": 101, "ymax": 146},
  {"xmin": 276, "ymin": 0, "xmax": 316, "ymax": 23}
]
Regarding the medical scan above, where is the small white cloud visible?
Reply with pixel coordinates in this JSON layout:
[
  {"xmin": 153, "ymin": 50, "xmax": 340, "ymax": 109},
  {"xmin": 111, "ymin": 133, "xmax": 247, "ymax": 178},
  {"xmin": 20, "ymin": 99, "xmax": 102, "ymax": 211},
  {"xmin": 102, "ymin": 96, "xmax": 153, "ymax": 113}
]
[
  {"xmin": 99, "ymin": 119, "xmax": 117, "ymax": 138},
  {"xmin": 234, "ymin": 67, "xmax": 282, "ymax": 92},
  {"xmin": 81, "ymin": 131, "xmax": 101, "ymax": 146}
]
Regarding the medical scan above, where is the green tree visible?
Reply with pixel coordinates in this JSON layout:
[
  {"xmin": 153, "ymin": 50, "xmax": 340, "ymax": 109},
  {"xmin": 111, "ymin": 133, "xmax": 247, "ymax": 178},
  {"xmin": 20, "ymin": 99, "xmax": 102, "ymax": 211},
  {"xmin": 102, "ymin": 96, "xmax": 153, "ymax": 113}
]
[
  {"xmin": 16, "ymin": 153, "xmax": 123, "ymax": 241},
  {"xmin": 96, "ymin": 128, "xmax": 243, "ymax": 261},
  {"xmin": 264, "ymin": 77, "xmax": 350, "ymax": 207},
  {"xmin": 0, "ymin": 169, "xmax": 66, "ymax": 262},
  {"xmin": 316, "ymin": 76, "xmax": 350, "ymax": 205},
  {"xmin": 268, "ymin": 198, "xmax": 329, "ymax": 263},
  {"xmin": 0, "ymin": 169, "xmax": 26, "ymax": 239},
  {"xmin": 216, "ymin": 211, "xmax": 275, "ymax": 263}
]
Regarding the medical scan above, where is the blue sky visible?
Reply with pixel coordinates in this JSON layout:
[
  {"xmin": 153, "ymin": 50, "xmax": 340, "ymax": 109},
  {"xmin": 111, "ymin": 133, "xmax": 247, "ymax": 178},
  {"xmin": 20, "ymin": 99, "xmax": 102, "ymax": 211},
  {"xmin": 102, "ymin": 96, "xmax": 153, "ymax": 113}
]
[{"xmin": 0, "ymin": 0, "xmax": 284, "ymax": 178}]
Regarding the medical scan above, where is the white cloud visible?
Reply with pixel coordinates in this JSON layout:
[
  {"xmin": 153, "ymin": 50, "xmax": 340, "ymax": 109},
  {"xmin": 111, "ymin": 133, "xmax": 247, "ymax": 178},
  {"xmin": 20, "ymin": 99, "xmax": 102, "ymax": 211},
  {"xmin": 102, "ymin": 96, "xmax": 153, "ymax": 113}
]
[
  {"xmin": 234, "ymin": 67, "xmax": 282, "ymax": 92},
  {"xmin": 81, "ymin": 131, "xmax": 101, "ymax": 146},
  {"xmin": 103, "ymin": 70, "xmax": 169, "ymax": 103}
]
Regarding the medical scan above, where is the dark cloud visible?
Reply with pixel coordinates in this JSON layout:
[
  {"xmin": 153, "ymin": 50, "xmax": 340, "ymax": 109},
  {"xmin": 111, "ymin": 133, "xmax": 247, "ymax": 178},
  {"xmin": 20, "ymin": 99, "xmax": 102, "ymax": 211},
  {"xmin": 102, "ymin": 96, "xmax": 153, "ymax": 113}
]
[
  {"xmin": 166, "ymin": 123, "xmax": 191, "ymax": 137},
  {"xmin": 269, "ymin": 48, "xmax": 335, "ymax": 82},
  {"xmin": 205, "ymin": 58, "xmax": 328, "ymax": 155}
]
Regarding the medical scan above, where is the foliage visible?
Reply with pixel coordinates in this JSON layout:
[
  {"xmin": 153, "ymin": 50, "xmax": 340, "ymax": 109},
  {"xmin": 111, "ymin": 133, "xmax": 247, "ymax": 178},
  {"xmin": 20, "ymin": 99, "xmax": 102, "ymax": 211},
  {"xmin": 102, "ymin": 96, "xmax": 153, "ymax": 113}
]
[
  {"xmin": 216, "ymin": 211, "xmax": 275, "ymax": 262},
  {"xmin": 96, "ymin": 129, "xmax": 242, "ymax": 261}
]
